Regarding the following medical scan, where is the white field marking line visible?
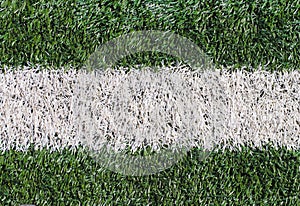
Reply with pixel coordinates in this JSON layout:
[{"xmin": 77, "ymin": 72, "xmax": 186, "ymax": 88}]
[{"xmin": 0, "ymin": 66, "xmax": 299, "ymax": 151}]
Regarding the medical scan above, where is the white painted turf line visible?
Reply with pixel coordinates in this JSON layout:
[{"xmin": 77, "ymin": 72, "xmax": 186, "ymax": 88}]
[{"xmin": 0, "ymin": 66, "xmax": 299, "ymax": 152}]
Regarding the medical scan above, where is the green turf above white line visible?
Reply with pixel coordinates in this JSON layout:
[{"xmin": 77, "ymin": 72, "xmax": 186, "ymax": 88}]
[{"xmin": 0, "ymin": 66, "xmax": 299, "ymax": 153}]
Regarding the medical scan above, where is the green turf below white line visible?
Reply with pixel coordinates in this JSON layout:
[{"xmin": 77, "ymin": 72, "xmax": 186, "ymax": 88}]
[{"xmin": 0, "ymin": 66, "xmax": 299, "ymax": 152}]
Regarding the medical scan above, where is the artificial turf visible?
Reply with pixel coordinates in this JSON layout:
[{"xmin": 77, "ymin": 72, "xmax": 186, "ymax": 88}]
[
  {"xmin": 0, "ymin": 0, "xmax": 299, "ymax": 70},
  {"xmin": 0, "ymin": 0, "xmax": 299, "ymax": 205},
  {"xmin": 0, "ymin": 145, "xmax": 299, "ymax": 205}
]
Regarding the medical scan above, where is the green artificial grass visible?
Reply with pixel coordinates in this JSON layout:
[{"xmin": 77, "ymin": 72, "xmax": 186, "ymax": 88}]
[
  {"xmin": 0, "ymin": 145, "xmax": 299, "ymax": 205},
  {"xmin": 1, "ymin": 0, "xmax": 299, "ymax": 205},
  {"xmin": 0, "ymin": 0, "xmax": 299, "ymax": 70}
]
